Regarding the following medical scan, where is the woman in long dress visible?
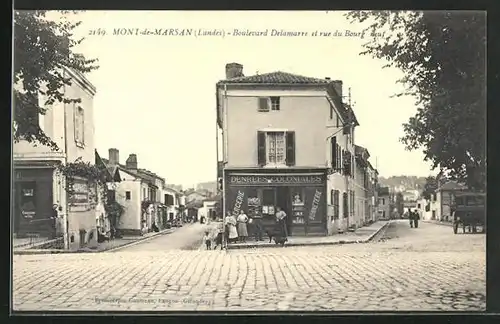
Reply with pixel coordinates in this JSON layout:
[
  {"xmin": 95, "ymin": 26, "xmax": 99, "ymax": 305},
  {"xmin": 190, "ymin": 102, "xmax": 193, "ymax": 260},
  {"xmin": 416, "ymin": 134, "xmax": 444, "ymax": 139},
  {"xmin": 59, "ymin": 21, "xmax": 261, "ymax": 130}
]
[
  {"xmin": 225, "ymin": 213, "xmax": 238, "ymax": 244},
  {"xmin": 236, "ymin": 210, "xmax": 249, "ymax": 243}
]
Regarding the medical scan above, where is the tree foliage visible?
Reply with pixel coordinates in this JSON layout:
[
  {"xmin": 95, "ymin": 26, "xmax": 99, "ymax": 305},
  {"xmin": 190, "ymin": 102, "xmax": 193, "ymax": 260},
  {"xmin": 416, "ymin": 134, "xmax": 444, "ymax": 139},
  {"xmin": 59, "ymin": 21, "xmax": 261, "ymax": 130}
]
[
  {"xmin": 421, "ymin": 176, "xmax": 438, "ymax": 200},
  {"xmin": 345, "ymin": 11, "xmax": 486, "ymax": 190},
  {"xmin": 13, "ymin": 10, "xmax": 98, "ymax": 150}
]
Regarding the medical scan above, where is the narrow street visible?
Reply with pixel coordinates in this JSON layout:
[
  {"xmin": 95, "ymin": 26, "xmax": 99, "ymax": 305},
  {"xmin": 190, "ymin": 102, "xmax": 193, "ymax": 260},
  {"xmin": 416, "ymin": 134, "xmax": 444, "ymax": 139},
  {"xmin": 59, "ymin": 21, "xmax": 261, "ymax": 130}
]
[
  {"xmin": 12, "ymin": 220, "xmax": 485, "ymax": 311},
  {"xmin": 115, "ymin": 222, "xmax": 218, "ymax": 252}
]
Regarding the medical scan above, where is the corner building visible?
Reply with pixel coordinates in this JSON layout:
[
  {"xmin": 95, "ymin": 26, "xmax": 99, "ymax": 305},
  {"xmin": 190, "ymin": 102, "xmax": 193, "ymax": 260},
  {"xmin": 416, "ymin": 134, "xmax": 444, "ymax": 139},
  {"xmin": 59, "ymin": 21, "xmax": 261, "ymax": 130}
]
[{"xmin": 216, "ymin": 63, "xmax": 361, "ymax": 236}]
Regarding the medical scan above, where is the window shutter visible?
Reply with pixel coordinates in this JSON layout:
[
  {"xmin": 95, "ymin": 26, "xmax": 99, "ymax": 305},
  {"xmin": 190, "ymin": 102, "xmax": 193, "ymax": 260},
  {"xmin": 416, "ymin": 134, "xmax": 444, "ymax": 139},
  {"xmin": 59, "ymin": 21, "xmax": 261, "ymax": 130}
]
[
  {"xmin": 330, "ymin": 137, "xmax": 336, "ymax": 169},
  {"xmin": 257, "ymin": 131, "xmax": 266, "ymax": 166},
  {"xmin": 286, "ymin": 131, "xmax": 296, "ymax": 166},
  {"xmin": 343, "ymin": 192, "xmax": 348, "ymax": 218},
  {"xmin": 258, "ymin": 98, "xmax": 269, "ymax": 111}
]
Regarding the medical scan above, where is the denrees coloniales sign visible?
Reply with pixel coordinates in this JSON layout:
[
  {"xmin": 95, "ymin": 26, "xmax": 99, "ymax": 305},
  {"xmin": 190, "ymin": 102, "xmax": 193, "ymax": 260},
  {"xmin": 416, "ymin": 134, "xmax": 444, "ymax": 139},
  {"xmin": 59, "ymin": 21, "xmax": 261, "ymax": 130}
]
[{"xmin": 229, "ymin": 174, "xmax": 323, "ymax": 185}]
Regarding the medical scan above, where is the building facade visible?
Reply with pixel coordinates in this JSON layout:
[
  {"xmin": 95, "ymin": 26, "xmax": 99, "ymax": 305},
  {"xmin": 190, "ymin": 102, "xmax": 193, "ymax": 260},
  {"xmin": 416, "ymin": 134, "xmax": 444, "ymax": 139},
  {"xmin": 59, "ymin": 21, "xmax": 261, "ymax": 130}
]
[
  {"xmin": 13, "ymin": 67, "xmax": 97, "ymax": 250},
  {"xmin": 217, "ymin": 63, "xmax": 363, "ymax": 236},
  {"xmin": 377, "ymin": 186, "xmax": 391, "ymax": 219}
]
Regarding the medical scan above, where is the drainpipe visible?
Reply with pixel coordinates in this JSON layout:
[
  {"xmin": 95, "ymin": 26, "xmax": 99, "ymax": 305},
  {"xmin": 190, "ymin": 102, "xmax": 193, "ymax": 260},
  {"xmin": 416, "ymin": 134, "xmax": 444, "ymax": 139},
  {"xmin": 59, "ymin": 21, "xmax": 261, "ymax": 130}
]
[
  {"xmin": 62, "ymin": 73, "xmax": 69, "ymax": 250},
  {"xmin": 222, "ymin": 83, "xmax": 228, "ymax": 247}
]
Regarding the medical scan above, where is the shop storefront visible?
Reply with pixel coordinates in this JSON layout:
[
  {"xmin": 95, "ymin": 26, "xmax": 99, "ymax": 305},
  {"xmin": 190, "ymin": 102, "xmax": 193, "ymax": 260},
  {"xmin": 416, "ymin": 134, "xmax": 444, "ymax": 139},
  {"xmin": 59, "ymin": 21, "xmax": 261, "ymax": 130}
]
[
  {"xmin": 13, "ymin": 166, "xmax": 55, "ymax": 238},
  {"xmin": 224, "ymin": 169, "xmax": 328, "ymax": 236}
]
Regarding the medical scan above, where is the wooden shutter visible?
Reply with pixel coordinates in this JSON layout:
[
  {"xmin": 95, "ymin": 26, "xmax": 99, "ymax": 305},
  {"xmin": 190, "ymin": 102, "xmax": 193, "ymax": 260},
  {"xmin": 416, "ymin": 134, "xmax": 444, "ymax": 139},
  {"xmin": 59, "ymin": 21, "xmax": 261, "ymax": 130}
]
[
  {"xmin": 343, "ymin": 192, "xmax": 348, "ymax": 218},
  {"xmin": 330, "ymin": 137, "xmax": 336, "ymax": 169},
  {"xmin": 286, "ymin": 131, "xmax": 295, "ymax": 166},
  {"xmin": 257, "ymin": 131, "xmax": 266, "ymax": 166},
  {"xmin": 258, "ymin": 98, "xmax": 269, "ymax": 111}
]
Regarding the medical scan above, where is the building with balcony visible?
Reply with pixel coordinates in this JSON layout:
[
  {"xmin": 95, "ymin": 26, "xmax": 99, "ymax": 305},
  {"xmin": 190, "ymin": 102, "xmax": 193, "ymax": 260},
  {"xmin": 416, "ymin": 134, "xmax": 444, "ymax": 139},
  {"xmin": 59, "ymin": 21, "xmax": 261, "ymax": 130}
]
[{"xmin": 216, "ymin": 63, "xmax": 364, "ymax": 236}]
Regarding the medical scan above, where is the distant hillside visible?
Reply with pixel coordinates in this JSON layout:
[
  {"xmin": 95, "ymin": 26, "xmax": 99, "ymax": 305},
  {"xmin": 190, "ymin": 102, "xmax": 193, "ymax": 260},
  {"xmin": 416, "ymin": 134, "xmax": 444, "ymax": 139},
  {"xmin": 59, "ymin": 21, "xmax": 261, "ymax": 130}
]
[
  {"xmin": 378, "ymin": 176, "xmax": 427, "ymax": 193},
  {"xmin": 196, "ymin": 181, "xmax": 217, "ymax": 193}
]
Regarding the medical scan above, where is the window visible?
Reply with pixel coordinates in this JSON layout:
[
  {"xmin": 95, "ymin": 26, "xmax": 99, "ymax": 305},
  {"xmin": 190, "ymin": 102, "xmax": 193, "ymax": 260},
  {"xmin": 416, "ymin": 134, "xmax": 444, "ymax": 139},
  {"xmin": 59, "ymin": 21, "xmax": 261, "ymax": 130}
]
[
  {"xmin": 333, "ymin": 190, "xmax": 340, "ymax": 219},
  {"xmin": 382, "ymin": 198, "xmax": 385, "ymax": 205},
  {"xmin": 125, "ymin": 191, "xmax": 131, "ymax": 200},
  {"xmin": 258, "ymin": 97, "xmax": 280, "ymax": 112},
  {"xmin": 143, "ymin": 188, "xmax": 146, "ymax": 200},
  {"xmin": 165, "ymin": 194, "xmax": 174, "ymax": 205},
  {"xmin": 74, "ymin": 104, "xmax": 85, "ymax": 146},
  {"xmin": 258, "ymin": 131, "xmax": 295, "ymax": 166},
  {"xmin": 330, "ymin": 189, "xmax": 334, "ymax": 205},
  {"xmin": 267, "ymin": 132, "xmax": 286, "ymax": 164},
  {"xmin": 270, "ymin": 97, "xmax": 280, "ymax": 111}
]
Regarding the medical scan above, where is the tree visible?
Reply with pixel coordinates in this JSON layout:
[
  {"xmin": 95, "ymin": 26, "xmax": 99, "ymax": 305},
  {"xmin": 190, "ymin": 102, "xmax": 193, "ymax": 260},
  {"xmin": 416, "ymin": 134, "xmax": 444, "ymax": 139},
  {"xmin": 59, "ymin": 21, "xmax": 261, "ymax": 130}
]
[
  {"xmin": 345, "ymin": 11, "xmax": 486, "ymax": 191},
  {"xmin": 13, "ymin": 10, "xmax": 98, "ymax": 150},
  {"xmin": 421, "ymin": 176, "xmax": 438, "ymax": 200}
]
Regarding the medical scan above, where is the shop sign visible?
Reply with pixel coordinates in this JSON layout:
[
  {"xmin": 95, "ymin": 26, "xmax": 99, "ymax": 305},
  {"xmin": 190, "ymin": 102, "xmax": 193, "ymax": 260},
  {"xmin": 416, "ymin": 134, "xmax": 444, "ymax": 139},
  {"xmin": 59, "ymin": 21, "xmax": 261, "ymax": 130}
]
[
  {"xmin": 229, "ymin": 174, "xmax": 323, "ymax": 185},
  {"xmin": 232, "ymin": 190, "xmax": 245, "ymax": 216},
  {"xmin": 69, "ymin": 180, "xmax": 90, "ymax": 204},
  {"xmin": 308, "ymin": 189, "xmax": 322, "ymax": 221}
]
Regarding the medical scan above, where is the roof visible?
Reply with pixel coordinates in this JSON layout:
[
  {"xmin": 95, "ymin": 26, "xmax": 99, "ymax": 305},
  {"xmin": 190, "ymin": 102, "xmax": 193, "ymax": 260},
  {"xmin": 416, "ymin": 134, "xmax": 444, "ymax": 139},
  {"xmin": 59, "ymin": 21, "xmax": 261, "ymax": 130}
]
[
  {"xmin": 218, "ymin": 71, "xmax": 330, "ymax": 85},
  {"xmin": 101, "ymin": 157, "xmax": 164, "ymax": 184},
  {"xmin": 215, "ymin": 69, "xmax": 359, "ymax": 128},
  {"xmin": 95, "ymin": 150, "xmax": 121, "ymax": 182},
  {"xmin": 438, "ymin": 181, "xmax": 468, "ymax": 191}
]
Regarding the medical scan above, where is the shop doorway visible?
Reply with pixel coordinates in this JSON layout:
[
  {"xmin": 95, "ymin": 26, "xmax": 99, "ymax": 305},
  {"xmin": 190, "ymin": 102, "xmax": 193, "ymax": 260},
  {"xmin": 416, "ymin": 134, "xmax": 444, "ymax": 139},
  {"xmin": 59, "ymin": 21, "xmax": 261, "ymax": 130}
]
[{"xmin": 276, "ymin": 187, "xmax": 291, "ymax": 234}]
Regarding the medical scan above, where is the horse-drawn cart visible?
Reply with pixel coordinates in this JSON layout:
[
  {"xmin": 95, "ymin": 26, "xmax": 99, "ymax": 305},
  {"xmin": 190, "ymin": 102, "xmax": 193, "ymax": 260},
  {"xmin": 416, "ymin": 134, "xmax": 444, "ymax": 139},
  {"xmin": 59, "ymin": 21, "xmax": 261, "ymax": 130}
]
[{"xmin": 451, "ymin": 191, "xmax": 485, "ymax": 234}]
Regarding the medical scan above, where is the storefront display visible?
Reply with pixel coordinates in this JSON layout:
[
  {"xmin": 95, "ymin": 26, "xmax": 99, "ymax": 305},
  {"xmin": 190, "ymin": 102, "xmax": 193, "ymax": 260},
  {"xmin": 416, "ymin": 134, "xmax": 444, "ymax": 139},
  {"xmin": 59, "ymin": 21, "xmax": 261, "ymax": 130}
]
[{"xmin": 224, "ymin": 170, "xmax": 327, "ymax": 236}]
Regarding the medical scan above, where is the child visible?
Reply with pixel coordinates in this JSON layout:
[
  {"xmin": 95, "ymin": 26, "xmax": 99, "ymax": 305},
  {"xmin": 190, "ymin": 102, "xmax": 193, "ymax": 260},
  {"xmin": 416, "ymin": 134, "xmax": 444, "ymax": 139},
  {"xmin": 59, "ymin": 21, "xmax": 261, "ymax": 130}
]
[{"xmin": 204, "ymin": 231, "xmax": 212, "ymax": 250}]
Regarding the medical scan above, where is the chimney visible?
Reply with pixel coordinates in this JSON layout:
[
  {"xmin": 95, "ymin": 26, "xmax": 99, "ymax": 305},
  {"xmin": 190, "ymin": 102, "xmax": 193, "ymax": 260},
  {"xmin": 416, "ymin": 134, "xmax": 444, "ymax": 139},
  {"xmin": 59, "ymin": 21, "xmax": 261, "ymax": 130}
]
[
  {"xmin": 125, "ymin": 154, "xmax": 138, "ymax": 170},
  {"xmin": 225, "ymin": 63, "xmax": 244, "ymax": 79},
  {"xmin": 325, "ymin": 77, "xmax": 331, "ymax": 80},
  {"xmin": 331, "ymin": 80, "xmax": 343, "ymax": 100},
  {"xmin": 108, "ymin": 148, "xmax": 119, "ymax": 165}
]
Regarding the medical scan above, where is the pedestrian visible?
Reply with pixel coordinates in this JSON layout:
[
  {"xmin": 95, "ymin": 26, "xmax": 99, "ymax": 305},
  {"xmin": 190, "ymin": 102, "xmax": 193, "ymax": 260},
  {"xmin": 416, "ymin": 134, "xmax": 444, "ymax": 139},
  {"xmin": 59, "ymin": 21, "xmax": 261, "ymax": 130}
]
[
  {"xmin": 50, "ymin": 204, "xmax": 59, "ymax": 239},
  {"xmin": 237, "ymin": 210, "xmax": 249, "ymax": 243},
  {"xmin": 225, "ymin": 213, "xmax": 238, "ymax": 244},
  {"xmin": 409, "ymin": 210, "xmax": 414, "ymax": 228},
  {"xmin": 252, "ymin": 215, "xmax": 263, "ymax": 241},
  {"xmin": 275, "ymin": 206, "xmax": 288, "ymax": 238},
  {"xmin": 413, "ymin": 209, "xmax": 420, "ymax": 228},
  {"xmin": 203, "ymin": 231, "xmax": 212, "ymax": 250}
]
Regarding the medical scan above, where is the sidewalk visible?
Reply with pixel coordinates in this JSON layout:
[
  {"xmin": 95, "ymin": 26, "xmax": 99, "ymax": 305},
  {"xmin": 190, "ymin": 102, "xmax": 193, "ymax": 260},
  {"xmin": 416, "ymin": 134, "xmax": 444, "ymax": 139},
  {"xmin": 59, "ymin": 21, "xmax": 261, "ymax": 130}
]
[
  {"xmin": 226, "ymin": 220, "xmax": 390, "ymax": 250},
  {"xmin": 13, "ymin": 226, "xmax": 176, "ymax": 255},
  {"xmin": 422, "ymin": 220, "xmax": 453, "ymax": 227}
]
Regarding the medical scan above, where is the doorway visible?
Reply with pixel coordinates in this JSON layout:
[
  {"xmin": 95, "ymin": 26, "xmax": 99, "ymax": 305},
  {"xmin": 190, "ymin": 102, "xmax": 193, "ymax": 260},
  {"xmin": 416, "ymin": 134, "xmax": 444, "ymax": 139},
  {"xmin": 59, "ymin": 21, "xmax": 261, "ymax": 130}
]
[{"xmin": 276, "ymin": 187, "xmax": 291, "ymax": 234}]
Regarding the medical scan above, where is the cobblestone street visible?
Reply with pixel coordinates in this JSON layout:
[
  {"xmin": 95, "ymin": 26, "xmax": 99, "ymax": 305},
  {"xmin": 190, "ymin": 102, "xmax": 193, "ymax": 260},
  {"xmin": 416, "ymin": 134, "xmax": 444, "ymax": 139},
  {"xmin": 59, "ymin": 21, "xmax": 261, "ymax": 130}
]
[{"xmin": 12, "ymin": 220, "xmax": 486, "ymax": 312}]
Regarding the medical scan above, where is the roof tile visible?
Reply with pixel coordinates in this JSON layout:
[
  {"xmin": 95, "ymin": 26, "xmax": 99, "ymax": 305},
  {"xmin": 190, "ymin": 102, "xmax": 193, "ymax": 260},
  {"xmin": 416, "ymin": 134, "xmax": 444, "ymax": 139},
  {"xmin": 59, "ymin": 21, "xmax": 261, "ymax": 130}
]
[{"xmin": 219, "ymin": 71, "xmax": 330, "ymax": 85}]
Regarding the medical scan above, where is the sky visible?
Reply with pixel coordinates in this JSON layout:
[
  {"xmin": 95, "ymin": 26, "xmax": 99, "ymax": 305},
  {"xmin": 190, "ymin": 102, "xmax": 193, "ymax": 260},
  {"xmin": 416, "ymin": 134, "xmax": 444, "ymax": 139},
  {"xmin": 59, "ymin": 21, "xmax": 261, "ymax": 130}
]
[{"xmin": 65, "ymin": 10, "xmax": 436, "ymax": 188}]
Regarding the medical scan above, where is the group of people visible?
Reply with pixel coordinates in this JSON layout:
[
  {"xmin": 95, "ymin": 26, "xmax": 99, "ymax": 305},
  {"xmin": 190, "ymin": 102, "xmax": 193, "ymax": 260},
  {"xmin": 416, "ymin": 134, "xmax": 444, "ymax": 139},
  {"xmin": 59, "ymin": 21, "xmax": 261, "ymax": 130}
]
[
  {"xmin": 204, "ymin": 206, "xmax": 288, "ymax": 250},
  {"xmin": 409, "ymin": 209, "xmax": 420, "ymax": 228}
]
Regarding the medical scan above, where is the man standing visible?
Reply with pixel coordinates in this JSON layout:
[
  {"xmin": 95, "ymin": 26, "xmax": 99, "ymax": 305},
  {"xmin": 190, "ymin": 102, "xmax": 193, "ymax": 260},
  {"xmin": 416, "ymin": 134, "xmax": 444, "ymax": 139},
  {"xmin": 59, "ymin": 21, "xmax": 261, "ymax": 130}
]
[
  {"xmin": 252, "ymin": 215, "xmax": 263, "ymax": 241},
  {"xmin": 413, "ymin": 209, "xmax": 420, "ymax": 228},
  {"xmin": 409, "ymin": 210, "xmax": 414, "ymax": 228}
]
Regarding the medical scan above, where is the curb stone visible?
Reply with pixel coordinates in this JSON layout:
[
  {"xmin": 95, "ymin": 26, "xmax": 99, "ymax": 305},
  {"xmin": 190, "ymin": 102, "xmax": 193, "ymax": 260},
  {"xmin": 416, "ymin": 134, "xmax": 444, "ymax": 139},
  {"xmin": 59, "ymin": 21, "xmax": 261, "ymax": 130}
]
[
  {"xmin": 226, "ymin": 221, "xmax": 391, "ymax": 250},
  {"xmin": 13, "ymin": 228, "xmax": 175, "ymax": 255}
]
